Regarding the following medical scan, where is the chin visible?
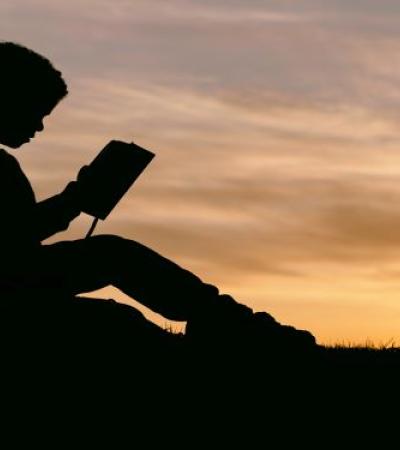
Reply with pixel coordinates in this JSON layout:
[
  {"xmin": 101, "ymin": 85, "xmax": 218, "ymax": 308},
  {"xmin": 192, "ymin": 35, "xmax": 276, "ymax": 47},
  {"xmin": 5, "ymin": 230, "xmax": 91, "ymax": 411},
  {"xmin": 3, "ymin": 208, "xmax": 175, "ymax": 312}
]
[{"xmin": 1, "ymin": 137, "xmax": 28, "ymax": 149}]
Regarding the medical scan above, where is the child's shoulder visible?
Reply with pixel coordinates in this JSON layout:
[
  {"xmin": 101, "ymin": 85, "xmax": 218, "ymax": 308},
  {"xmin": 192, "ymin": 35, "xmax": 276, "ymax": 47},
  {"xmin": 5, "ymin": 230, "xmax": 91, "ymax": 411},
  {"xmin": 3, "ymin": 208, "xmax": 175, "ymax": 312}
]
[
  {"xmin": 0, "ymin": 148, "xmax": 18, "ymax": 164},
  {"xmin": 0, "ymin": 148, "xmax": 11, "ymax": 158},
  {"xmin": 0, "ymin": 148, "xmax": 21, "ymax": 176}
]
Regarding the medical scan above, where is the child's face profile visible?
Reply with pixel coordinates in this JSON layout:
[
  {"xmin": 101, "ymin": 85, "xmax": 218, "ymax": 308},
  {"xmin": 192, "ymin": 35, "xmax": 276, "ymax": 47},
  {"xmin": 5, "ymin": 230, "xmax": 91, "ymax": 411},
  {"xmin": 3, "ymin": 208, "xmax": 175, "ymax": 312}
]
[{"xmin": 0, "ymin": 98, "xmax": 56, "ymax": 149}]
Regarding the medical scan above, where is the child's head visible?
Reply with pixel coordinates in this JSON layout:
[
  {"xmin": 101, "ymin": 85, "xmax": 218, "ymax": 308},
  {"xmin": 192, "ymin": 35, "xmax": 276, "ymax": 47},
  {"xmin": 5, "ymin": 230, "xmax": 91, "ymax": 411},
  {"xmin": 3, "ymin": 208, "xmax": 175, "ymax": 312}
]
[{"xmin": 0, "ymin": 41, "xmax": 68, "ymax": 148}]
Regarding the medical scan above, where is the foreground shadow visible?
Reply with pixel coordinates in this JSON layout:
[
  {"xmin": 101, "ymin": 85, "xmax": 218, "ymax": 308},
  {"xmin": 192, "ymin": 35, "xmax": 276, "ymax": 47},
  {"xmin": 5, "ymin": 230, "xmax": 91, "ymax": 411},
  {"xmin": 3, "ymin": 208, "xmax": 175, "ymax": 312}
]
[{"xmin": 1, "ymin": 294, "xmax": 398, "ymax": 379}]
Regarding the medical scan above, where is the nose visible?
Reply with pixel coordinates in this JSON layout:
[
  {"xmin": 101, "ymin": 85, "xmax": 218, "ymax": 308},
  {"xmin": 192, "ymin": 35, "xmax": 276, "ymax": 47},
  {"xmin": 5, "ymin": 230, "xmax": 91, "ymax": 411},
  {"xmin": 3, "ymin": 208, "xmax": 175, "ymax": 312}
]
[{"xmin": 36, "ymin": 120, "xmax": 44, "ymax": 132}]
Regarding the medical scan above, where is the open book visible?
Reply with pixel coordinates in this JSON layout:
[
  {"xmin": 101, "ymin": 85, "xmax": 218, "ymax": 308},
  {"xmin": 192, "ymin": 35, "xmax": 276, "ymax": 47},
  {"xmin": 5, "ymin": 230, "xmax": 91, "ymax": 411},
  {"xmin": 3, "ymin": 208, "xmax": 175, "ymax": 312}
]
[{"xmin": 78, "ymin": 140, "xmax": 155, "ymax": 220}]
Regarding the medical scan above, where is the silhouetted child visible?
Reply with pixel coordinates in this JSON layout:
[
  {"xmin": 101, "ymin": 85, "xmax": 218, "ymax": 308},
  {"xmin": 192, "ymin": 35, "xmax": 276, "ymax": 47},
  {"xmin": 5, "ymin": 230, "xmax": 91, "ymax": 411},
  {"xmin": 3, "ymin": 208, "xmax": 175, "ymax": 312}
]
[
  {"xmin": 0, "ymin": 42, "xmax": 256, "ymax": 321},
  {"xmin": 0, "ymin": 42, "xmax": 315, "ymax": 350}
]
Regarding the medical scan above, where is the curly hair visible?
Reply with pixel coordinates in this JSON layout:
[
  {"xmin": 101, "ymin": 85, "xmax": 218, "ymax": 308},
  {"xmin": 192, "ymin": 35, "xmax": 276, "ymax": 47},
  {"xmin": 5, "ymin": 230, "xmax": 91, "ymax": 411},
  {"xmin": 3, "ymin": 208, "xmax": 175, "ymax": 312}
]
[{"xmin": 0, "ymin": 41, "xmax": 68, "ymax": 107}]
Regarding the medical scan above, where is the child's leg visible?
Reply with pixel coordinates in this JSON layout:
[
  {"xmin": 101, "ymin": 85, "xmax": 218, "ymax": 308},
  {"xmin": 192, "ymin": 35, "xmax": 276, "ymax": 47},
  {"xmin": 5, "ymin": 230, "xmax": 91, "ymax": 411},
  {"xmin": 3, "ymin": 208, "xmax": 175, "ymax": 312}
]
[{"xmin": 36, "ymin": 234, "xmax": 252, "ymax": 321}]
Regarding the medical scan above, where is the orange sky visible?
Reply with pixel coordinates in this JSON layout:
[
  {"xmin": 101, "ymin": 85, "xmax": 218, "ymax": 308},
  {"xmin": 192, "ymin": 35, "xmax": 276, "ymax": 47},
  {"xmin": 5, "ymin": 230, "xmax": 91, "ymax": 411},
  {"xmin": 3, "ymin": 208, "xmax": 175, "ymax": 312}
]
[{"xmin": 2, "ymin": 0, "xmax": 400, "ymax": 344}]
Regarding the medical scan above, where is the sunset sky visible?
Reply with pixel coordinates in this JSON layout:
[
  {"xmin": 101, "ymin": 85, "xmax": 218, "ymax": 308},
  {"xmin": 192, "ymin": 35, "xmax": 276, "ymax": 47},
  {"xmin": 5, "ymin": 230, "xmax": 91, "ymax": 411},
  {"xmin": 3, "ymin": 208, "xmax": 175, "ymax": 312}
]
[{"xmin": 2, "ymin": 0, "xmax": 400, "ymax": 344}]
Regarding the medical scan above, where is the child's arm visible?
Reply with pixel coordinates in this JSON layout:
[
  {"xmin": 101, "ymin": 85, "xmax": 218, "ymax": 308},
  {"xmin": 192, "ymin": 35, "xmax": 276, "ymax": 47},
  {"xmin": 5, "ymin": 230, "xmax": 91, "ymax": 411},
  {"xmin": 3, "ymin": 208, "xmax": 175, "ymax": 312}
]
[
  {"xmin": 34, "ymin": 181, "xmax": 81, "ymax": 241},
  {"xmin": 34, "ymin": 166, "xmax": 90, "ymax": 241}
]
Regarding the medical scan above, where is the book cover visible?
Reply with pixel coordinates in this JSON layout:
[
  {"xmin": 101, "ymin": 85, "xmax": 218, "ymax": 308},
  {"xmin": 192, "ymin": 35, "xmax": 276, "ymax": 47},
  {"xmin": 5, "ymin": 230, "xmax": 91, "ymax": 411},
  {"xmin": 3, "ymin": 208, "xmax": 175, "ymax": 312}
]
[{"xmin": 78, "ymin": 140, "xmax": 155, "ymax": 220}]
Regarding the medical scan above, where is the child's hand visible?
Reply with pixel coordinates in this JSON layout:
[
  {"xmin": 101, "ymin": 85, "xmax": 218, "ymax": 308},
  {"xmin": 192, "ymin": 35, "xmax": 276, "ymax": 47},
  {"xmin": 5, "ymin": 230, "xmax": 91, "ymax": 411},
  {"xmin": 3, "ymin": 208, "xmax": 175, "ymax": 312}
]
[
  {"xmin": 77, "ymin": 165, "xmax": 91, "ymax": 184},
  {"xmin": 60, "ymin": 181, "xmax": 82, "ymax": 215}
]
